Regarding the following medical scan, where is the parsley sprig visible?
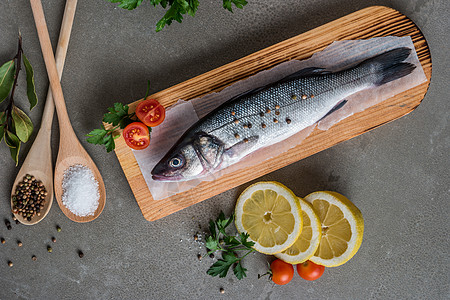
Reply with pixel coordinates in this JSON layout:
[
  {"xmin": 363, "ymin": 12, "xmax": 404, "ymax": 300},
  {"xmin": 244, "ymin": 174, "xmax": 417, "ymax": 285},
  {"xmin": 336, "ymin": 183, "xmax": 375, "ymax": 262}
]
[
  {"xmin": 107, "ymin": 0, "xmax": 248, "ymax": 32},
  {"xmin": 86, "ymin": 81, "xmax": 152, "ymax": 152},
  {"xmin": 86, "ymin": 102, "xmax": 136, "ymax": 152},
  {"xmin": 205, "ymin": 212, "xmax": 255, "ymax": 280}
]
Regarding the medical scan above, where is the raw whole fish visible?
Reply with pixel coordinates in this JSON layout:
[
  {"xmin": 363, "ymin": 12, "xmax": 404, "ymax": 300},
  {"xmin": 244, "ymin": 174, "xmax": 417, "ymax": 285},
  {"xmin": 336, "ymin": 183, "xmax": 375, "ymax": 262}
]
[{"xmin": 152, "ymin": 47, "xmax": 415, "ymax": 181}]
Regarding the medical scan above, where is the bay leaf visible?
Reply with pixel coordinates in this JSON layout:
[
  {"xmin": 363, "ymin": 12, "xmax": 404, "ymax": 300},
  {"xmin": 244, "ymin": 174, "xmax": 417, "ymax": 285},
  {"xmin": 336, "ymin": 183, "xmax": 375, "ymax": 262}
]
[
  {"xmin": 0, "ymin": 125, "xmax": 4, "ymax": 143},
  {"xmin": 0, "ymin": 60, "xmax": 15, "ymax": 103},
  {"xmin": 22, "ymin": 53, "xmax": 38, "ymax": 110},
  {"xmin": 10, "ymin": 139, "xmax": 21, "ymax": 166},
  {"xmin": 5, "ymin": 130, "xmax": 20, "ymax": 148},
  {"xmin": 11, "ymin": 105, "xmax": 33, "ymax": 142}
]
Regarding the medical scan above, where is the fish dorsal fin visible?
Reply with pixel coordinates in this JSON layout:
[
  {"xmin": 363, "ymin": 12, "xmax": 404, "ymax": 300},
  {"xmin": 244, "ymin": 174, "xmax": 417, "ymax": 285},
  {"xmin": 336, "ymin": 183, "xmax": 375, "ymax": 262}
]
[
  {"xmin": 224, "ymin": 136, "xmax": 259, "ymax": 160},
  {"xmin": 280, "ymin": 67, "xmax": 331, "ymax": 82}
]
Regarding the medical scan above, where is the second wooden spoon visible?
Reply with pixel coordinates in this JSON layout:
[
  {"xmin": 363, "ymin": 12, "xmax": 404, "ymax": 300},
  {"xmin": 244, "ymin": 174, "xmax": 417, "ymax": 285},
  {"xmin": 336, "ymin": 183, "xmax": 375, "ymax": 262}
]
[{"xmin": 30, "ymin": 0, "xmax": 106, "ymax": 222}]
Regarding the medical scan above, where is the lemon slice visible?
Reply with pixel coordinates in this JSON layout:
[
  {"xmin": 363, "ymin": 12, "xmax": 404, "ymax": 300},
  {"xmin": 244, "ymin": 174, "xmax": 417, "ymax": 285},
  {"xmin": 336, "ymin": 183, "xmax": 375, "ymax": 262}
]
[
  {"xmin": 275, "ymin": 197, "xmax": 322, "ymax": 264},
  {"xmin": 235, "ymin": 181, "xmax": 302, "ymax": 255},
  {"xmin": 305, "ymin": 191, "xmax": 364, "ymax": 267}
]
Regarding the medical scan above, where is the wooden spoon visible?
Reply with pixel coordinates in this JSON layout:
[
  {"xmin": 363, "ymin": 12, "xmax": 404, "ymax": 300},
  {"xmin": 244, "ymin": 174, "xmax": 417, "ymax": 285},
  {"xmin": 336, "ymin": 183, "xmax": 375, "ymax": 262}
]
[
  {"xmin": 30, "ymin": 0, "xmax": 106, "ymax": 223},
  {"xmin": 11, "ymin": 0, "xmax": 78, "ymax": 225}
]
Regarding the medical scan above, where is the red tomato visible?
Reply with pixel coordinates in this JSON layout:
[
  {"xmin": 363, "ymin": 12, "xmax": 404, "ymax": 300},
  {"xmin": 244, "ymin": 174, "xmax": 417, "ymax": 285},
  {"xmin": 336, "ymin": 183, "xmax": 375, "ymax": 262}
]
[
  {"xmin": 296, "ymin": 260, "xmax": 325, "ymax": 281},
  {"xmin": 136, "ymin": 99, "xmax": 165, "ymax": 127},
  {"xmin": 122, "ymin": 122, "xmax": 150, "ymax": 150},
  {"xmin": 271, "ymin": 259, "xmax": 294, "ymax": 285}
]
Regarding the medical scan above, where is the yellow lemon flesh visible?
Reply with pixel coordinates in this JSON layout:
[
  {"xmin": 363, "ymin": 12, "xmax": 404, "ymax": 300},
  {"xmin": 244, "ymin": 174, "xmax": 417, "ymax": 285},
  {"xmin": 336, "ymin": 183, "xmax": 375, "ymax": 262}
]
[
  {"xmin": 305, "ymin": 191, "xmax": 364, "ymax": 267},
  {"xmin": 235, "ymin": 182, "xmax": 302, "ymax": 255},
  {"xmin": 275, "ymin": 197, "xmax": 322, "ymax": 264}
]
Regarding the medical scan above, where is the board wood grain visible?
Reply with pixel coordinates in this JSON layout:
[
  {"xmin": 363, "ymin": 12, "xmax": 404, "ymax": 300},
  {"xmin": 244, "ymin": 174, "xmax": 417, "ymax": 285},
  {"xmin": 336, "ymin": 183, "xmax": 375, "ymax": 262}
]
[{"xmin": 112, "ymin": 6, "xmax": 432, "ymax": 221}]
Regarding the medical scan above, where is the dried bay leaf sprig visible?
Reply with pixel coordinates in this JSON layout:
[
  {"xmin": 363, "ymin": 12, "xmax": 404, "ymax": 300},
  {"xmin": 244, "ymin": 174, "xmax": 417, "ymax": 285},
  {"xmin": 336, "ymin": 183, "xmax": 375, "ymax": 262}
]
[
  {"xmin": 205, "ymin": 212, "xmax": 255, "ymax": 280},
  {"xmin": 0, "ymin": 33, "xmax": 38, "ymax": 165}
]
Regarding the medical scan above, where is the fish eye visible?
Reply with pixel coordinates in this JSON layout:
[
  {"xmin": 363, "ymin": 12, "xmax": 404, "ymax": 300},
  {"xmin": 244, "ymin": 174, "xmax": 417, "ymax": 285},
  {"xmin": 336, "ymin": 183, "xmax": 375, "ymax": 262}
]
[{"xmin": 169, "ymin": 157, "xmax": 184, "ymax": 168}]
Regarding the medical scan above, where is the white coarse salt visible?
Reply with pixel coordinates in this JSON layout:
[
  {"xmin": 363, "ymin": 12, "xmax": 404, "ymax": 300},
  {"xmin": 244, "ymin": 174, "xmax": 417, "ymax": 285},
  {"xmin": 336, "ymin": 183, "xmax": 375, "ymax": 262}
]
[{"xmin": 62, "ymin": 164, "xmax": 100, "ymax": 217}]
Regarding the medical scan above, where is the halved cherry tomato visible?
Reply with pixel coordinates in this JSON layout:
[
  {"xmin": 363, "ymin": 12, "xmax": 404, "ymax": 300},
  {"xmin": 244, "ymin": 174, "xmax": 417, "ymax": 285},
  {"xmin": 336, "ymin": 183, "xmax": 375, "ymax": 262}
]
[
  {"xmin": 122, "ymin": 122, "xmax": 150, "ymax": 150},
  {"xmin": 296, "ymin": 260, "xmax": 325, "ymax": 281},
  {"xmin": 136, "ymin": 99, "xmax": 165, "ymax": 127},
  {"xmin": 271, "ymin": 259, "xmax": 294, "ymax": 285}
]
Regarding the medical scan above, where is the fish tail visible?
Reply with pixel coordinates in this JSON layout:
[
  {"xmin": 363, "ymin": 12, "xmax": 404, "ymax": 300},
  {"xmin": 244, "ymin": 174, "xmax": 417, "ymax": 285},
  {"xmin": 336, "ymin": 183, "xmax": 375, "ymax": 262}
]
[{"xmin": 362, "ymin": 47, "xmax": 416, "ymax": 86}]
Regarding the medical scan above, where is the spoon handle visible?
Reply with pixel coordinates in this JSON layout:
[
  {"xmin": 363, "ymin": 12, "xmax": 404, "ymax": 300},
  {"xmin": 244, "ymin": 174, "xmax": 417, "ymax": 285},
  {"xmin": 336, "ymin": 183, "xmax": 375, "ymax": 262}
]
[
  {"xmin": 40, "ymin": 0, "xmax": 78, "ymax": 132},
  {"xmin": 30, "ymin": 0, "xmax": 74, "ymax": 137}
]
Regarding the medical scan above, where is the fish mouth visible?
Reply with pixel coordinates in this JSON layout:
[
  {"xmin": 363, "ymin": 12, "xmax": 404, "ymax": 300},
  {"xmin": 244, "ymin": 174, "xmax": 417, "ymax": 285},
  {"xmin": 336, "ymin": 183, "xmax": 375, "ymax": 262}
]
[{"xmin": 151, "ymin": 174, "xmax": 183, "ymax": 182}]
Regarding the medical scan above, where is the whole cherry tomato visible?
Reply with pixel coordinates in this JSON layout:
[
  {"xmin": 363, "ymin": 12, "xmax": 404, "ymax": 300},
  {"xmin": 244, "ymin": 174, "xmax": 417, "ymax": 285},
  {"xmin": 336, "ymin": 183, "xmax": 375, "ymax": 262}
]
[
  {"xmin": 296, "ymin": 260, "xmax": 325, "ymax": 281},
  {"xmin": 122, "ymin": 122, "xmax": 150, "ymax": 150},
  {"xmin": 271, "ymin": 259, "xmax": 294, "ymax": 285},
  {"xmin": 136, "ymin": 98, "xmax": 165, "ymax": 127}
]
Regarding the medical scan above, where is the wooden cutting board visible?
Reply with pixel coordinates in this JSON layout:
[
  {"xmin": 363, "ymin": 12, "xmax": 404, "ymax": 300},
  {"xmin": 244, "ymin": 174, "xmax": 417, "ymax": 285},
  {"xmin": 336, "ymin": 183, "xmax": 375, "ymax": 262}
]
[{"xmin": 112, "ymin": 6, "xmax": 432, "ymax": 221}]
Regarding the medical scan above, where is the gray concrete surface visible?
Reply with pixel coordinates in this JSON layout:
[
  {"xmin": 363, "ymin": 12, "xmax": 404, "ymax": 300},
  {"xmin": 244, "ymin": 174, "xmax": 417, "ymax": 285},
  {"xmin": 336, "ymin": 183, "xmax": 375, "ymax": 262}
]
[{"xmin": 0, "ymin": 0, "xmax": 448, "ymax": 299}]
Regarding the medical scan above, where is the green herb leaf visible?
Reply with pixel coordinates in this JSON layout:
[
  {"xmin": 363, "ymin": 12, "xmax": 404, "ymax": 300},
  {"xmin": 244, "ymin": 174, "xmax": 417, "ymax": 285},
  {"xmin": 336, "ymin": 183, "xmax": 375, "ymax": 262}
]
[
  {"xmin": 216, "ymin": 212, "xmax": 234, "ymax": 235},
  {"xmin": 103, "ymin": 102, "xmax": 131, "ymax": 128},
  {"xmin": 107, "ymin": 0, "xmax": 144, "ymax": 10},
  {"xmin": 86, "ymin": 126, "xmax": 116, "ymax": 153},
  {"xmin": 0, "ymin": 111, "xmax": 6, "ymax": 123},
  {"xmin": 103, "ymin": 133, "xmax": 116, "ymax": 153},
  {"xmin": 9, "ymin": 139, "xmax": 21, "ymax": 166},
  {"xmin": 205, "ymin": 236, "xmax": 219, "ymax": 252},
  {"xmin": 205, "ymin": 212, "xmax": 256, "ymax": 279},
  {"xmin": 224, "ymin": 236, "xmax": 240, "ymax": 247},
  {"xmin": 233, "ymin": 261, "xmax": 247, "ymax": 280},
  {"xmin": 5, "ymin": 130, "xmax": 20, "ymax": 148},
  {"xmin": 239, "ymin": 232, "xmax": 255, "ymax": 249},
  {"xmin": 22, "ymin": 53, "xmax": 38, "ymax": 110},
  {"xmin": 86, "ymin": 128, "xmax": 108, "ymax": 144},
  {"xmin": 206, "ymin": 252, "xmax": 238, "ymax": 278},
  {"xmin": 0, "ymin": 125, "xmax": 5, "ymax": 144},
  {"xmin": 144, "ymin": 80, "xmax": 151, "ymax": 99},
  {"xmin": 11, "ymin": 105, "xmax": 33, "ymax": 142},
  {"xmin": 208, "ymin": 219, "xmax": 217, "ymax": 240},
  {"xmin": 0, "ymin": 60, "xmax": 15, "ymax": 103},
  {"xmin": 223, "ymin": 0, "xmax": 248, "ymax": 12},
  {"xmin": 156, "ymin": 0, "xmax": 200, "ymax": 32}
]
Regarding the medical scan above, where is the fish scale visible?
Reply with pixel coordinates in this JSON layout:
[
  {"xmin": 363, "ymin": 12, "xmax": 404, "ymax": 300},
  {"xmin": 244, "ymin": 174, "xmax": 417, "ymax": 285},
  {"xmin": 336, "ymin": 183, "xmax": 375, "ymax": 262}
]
[
  {"xmin": 198, "ymin": 68, "xmax": 374, "ymax": 156},
  {"xmin": 152, "ymin": 47, "xmax": 415, "ymax": 181}
]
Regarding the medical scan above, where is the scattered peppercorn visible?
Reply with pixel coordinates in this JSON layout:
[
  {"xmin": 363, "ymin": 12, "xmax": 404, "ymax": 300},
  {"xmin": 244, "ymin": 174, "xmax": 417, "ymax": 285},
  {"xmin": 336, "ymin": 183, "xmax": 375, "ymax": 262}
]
[
  {"xmin": 220, "ymin": 288, "xmax": 225, "ymax": 294},
  {"xmin": 8, "ymin": 261, "xmax": 13, "ymax": 267},
  {"xmin": 5, "ymin": 219, "xmax": 11, "ymax": 230},
  {"xmin": 17, "ymin": 241, "xmax": 22, "ymax": 247},
  {"xmin": 47, "ymin": 246, "xmax": 52, "ymax": 253},
  {"xmin": 193, "ymin": 235, "xmax": 198, "ymax": 241},
  {"xmin": 197, "ymin": 254, "xmax": 202, "ymax": 261},
  {"xmin": 1, "ymin": 238, "xmax": 5, "ymax": 244},
  {"xmin": 78, "ymin": 251, "xmax": 84, "ymax": 258},
  {"xmin": 209, "ymin": 253, "xmax": 215, "ymax": 259},
  {"xmin": 56, "ymin": 225, "xmax": 61, "ymax": 232},
  {"xmin": 51, "ymin": 237, "xmax": 56, "ymax": 243},
  {"xmin": 32, "ymin": 255, "xmax": 37, "ymax": 261}
]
